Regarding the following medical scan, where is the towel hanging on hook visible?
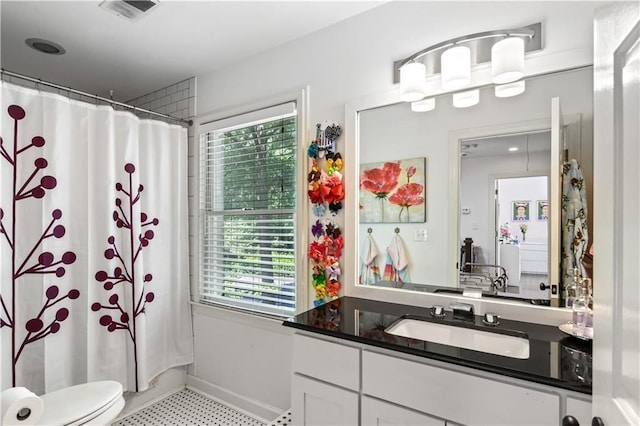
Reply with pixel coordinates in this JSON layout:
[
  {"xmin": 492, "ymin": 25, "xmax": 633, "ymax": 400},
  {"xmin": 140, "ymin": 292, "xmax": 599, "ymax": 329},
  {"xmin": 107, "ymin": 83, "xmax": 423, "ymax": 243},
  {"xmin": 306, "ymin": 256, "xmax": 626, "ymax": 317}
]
[
  {"xmin": 384, "ymin": 233, "xmax": 410, "ymax": 284},
  {"xmin": 359, "ymin": 233, "xmax": 381, "ymax": 285}
]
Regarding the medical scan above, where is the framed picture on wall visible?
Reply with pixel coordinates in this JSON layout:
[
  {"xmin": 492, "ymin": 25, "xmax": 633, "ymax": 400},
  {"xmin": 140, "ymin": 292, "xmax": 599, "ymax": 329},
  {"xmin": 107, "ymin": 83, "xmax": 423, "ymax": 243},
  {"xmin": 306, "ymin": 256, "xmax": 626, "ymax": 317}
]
[
  {"xmin": 512, "ymin": 200, "xmax": 530, "ymax": 221},
  {"xmin": 537, "ymin": 200, "xmax": 549, "ymax": 221},
  {"xmin": 360, "ymin": 157, "xmax": 426, "ymax": 223}
]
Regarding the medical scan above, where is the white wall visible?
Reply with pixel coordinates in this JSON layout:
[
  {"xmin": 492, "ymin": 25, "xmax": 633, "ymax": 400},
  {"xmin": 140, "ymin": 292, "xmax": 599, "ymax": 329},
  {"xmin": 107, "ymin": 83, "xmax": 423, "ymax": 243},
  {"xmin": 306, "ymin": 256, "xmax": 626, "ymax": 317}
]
[{"xmin": 191, "ymin": 1, "xmax": 601, "ymax": 416}]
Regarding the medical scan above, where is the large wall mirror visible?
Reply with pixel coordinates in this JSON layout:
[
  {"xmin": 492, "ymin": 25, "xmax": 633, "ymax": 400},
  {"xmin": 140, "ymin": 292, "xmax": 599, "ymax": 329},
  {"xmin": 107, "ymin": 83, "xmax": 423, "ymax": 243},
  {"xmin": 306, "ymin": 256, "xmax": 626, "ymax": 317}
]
[{"xmin": 355, "ymin": 66, "xmax": 593, "ymax": 309}]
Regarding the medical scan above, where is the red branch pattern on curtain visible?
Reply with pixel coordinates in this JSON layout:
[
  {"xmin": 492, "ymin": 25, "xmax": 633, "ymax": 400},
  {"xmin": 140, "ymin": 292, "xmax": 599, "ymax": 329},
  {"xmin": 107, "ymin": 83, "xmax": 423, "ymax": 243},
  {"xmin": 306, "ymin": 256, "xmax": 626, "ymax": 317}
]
[
  {"xmin": 92, "ymin": 163, "xmax": 158, "ymax": 391},
  {"xmin": 0, "ymin": 104, "xmax": 80, "ymax": 387}
]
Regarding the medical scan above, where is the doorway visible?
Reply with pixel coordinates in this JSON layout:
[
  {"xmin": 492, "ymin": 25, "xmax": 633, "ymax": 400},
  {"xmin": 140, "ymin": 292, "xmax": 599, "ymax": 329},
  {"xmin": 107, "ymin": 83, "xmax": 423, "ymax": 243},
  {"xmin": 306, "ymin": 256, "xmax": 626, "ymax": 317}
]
[{"xmin": 494, "ymin": 175, "xmax": 549, "ymax": 299}]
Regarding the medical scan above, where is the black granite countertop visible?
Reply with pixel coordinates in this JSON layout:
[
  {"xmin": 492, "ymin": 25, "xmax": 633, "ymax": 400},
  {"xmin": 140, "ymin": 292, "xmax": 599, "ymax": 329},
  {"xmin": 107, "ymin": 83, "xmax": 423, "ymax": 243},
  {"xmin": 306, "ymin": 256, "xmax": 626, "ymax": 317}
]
[{"xmin": 283, "ymin": 296, "xmax": 592, "ymax": 395}]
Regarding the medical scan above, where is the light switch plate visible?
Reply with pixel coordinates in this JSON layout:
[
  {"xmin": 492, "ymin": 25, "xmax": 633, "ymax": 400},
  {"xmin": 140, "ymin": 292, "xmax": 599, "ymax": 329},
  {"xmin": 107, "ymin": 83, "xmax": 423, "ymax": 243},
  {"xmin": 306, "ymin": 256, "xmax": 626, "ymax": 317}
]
[{"xmin": 414, "ymin": 228, "xmax": 428, "ymax": 241}]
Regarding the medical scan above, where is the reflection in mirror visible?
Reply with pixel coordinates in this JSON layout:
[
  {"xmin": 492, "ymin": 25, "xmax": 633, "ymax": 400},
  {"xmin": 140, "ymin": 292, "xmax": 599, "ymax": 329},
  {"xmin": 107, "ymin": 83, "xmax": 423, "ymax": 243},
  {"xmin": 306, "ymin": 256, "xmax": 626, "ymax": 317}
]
[
  {"xmin": 459, "ymin": 132, "xmax": 551, "ymax": 305},
  {"xmin": 356, "ymin": 67, "xmax": 593, "ymax": 309}
]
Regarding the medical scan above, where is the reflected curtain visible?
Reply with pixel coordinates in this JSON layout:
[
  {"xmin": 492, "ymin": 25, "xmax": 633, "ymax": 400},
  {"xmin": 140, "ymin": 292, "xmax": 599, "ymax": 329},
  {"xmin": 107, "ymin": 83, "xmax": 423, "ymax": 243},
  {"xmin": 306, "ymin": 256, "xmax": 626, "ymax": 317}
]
[
  {"xmin": 561, "ymin": 159, "xmax": 589, "ymax": 305},
  {"xmin": 1, "ymin": 82, "xmax": 193, "ymax": 394}
]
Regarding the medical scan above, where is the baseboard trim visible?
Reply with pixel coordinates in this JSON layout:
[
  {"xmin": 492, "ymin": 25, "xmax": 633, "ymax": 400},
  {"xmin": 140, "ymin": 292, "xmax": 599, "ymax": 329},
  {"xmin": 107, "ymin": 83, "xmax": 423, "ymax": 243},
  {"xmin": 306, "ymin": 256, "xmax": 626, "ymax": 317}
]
[
  {"xmin": 186, "ymin": 374, "xmax": 282, "ymax": 423},
  {"xmin": 113, "ymin": 368, "xmax": 187, "ymax": 421}
]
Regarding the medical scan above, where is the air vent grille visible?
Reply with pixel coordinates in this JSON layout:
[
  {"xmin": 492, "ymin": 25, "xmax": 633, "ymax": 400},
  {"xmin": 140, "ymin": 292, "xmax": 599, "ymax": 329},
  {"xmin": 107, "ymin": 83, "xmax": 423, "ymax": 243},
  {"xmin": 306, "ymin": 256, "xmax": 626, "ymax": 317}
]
[
  {"xmin": 99, "ymin": 0, "xmax": 160, "ymax": 21},
  {"xmin": 123, "ymin": 1, "xmax": 156, "ymax": 13}
]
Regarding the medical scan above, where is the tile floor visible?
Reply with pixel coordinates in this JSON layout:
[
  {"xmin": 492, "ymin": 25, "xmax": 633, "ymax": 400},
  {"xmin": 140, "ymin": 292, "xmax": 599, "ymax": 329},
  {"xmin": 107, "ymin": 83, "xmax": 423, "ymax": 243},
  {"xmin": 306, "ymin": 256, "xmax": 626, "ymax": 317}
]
[{"xmin": 113, "ymin": 388, "xmax": 275, "ymax": 426}]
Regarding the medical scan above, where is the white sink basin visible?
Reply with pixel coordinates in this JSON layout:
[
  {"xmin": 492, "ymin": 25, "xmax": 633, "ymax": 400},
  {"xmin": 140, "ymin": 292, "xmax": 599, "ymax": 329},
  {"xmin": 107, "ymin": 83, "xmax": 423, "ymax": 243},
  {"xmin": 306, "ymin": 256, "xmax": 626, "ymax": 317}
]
[{"xmin": 385, "ymin": 318, "xmax": 530, "ymax": 359}]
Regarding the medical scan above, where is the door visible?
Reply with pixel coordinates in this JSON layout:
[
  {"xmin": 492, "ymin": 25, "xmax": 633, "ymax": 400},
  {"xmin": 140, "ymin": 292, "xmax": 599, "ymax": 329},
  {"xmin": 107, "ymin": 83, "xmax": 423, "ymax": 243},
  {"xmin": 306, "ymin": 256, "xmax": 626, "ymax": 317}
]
[
  {"xmin": 593, "ymin": 3, "xmax": 640, "ymax": 425},
  {"xmin": 549, "ymin": 97, "xmax": 563, "ymax": 307}
]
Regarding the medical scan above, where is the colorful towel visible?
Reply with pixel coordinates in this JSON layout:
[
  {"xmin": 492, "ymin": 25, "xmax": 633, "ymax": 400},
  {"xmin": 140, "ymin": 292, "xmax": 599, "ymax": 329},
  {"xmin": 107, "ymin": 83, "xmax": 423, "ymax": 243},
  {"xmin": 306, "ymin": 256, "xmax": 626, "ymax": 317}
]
[
  {"xmin": 359, "ymin": 234, "xmax": 381, "ymax": 285},
  {"xmin": 383, "ymin": 234, "xmax": 410, "ymax": 283}
]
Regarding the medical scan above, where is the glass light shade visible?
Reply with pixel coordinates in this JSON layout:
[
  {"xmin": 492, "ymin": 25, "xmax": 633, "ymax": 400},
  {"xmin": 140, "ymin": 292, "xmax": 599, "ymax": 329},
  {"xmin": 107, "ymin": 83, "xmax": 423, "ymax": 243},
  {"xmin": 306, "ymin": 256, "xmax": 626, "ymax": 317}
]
[
  {"xmin": 441, "ymin": 45, "xmax": 471, "ymax": 90},
  {"xmin": 452, "ymin": 89, "xmax": 479, "ymax": 108},
  {"xmin": 495, "ymin": 80, "xmax": 526, "ymax": 98},
  {"xmin": 491, "ymin": 37, "xmax": 525, "ymax": 84},
  {"xmin": 411, "ymin": 98, "xmax": 436, "ymax": 112},
  {"xmin": 400, "ymin": 62, "xmax": 427, "ymax": 102}
]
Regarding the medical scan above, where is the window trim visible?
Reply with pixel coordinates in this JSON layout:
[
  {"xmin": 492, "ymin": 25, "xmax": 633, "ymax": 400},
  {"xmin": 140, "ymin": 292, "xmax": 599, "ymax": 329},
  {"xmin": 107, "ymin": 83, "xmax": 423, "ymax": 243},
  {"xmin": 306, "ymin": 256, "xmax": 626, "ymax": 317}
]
[{"xmin": 193, "ymin": 88, "xmax": 309, "ymax": 317}]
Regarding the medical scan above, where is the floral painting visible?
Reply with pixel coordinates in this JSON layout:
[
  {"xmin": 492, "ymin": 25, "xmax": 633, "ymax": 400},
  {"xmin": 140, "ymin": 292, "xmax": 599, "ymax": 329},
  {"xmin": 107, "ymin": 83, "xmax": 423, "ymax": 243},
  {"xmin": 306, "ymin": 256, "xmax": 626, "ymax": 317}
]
[{"xmin": 360, "ymin": 157, "xmax": 426, "ymax": 223}]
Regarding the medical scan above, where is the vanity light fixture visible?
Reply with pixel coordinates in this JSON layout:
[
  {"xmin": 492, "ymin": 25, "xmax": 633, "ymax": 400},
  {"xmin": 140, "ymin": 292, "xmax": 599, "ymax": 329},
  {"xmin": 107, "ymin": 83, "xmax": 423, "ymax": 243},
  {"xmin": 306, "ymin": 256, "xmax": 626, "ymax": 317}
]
[
  {"xmin": 400, "ymin": 62, "xmax": 428, "ymax": 102},
  {"xmin": 411, "ymin": 98, "xmax": 436, "ymax": 112},
  {"xmin": 394, "ymin": 23, "xmax": 541, "ymax": 112},
  {"xmin": 452, "ymin": 89, "xmax": 479, "ymax": 108},
  {"xmin": 441, "ymin": 45, "xmax": 471, "ymax": 90},
  {"xmin": 495, "ymin": 80, "xmax": 526, "ymax": 98},
  {"xmin": 492, "ymin": 37, "xmax": 525, "ymax": 84}
]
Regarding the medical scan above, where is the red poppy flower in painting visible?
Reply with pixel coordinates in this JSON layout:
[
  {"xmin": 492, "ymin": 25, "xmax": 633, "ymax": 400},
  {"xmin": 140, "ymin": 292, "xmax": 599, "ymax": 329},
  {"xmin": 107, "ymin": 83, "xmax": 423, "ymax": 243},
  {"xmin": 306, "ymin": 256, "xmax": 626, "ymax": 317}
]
[
  {"xmin": 360, "ymin": 162, "xmax": 401, "ymax": 199},
  {"xmin": 389, "ymin": 183, "xmax": 425, "ymax": 222}
]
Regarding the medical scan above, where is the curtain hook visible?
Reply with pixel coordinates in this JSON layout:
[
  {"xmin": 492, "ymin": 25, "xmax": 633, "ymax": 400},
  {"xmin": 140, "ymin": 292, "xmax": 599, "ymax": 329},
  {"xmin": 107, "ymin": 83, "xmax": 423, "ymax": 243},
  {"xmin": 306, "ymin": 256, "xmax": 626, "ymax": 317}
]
[{"xmin": 395, "ymin": 227, "xmax": 400, "ymax": 234}]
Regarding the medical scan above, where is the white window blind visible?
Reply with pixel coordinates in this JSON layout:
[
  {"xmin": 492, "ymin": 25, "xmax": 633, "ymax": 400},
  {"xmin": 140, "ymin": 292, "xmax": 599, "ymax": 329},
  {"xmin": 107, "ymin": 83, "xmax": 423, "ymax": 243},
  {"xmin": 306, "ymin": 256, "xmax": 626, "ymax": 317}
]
[{"xmin": 199, "ymin": 103, "xmax": 297, "ymax": 317}]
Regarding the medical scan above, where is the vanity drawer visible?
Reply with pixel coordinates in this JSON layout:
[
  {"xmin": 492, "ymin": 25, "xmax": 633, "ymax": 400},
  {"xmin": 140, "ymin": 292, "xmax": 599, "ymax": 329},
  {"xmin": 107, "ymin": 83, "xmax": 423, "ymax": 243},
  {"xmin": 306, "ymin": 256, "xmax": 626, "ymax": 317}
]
[
  {"xmin": 362, "ymin": 350, "xmax": 560, "ymax": 426},
  {"xmin": 521, "ymin": 260, "xmax": 548, "ymax": 274},
  {"xmin": 293, "ymin": 333, "xmax": 360, "ymax": 391}
]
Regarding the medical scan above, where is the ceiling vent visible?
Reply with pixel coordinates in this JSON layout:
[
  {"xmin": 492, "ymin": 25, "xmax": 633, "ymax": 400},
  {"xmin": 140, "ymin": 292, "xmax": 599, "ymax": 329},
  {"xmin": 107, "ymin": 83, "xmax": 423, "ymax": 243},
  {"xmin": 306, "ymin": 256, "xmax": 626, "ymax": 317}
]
[{"xmin": 99, "ymin": 0, "xmax": 161, "ymax": 21}]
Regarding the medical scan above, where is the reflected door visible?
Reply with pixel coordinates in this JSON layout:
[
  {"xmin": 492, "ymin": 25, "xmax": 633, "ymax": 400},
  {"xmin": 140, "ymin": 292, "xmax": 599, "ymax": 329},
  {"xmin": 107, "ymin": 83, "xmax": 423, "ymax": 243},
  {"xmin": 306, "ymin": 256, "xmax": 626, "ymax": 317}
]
[{"xmin": 550, "ymin": 97, "xmax": 563, "ymax": 307}]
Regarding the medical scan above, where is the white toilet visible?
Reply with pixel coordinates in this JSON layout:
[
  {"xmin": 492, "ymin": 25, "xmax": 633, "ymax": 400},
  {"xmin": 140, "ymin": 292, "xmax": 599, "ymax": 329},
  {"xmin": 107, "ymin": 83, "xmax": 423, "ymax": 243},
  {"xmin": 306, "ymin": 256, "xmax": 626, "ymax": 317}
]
[{"xmin": 5, "ymin": 381, "xmax": 125, "ymax": 426}]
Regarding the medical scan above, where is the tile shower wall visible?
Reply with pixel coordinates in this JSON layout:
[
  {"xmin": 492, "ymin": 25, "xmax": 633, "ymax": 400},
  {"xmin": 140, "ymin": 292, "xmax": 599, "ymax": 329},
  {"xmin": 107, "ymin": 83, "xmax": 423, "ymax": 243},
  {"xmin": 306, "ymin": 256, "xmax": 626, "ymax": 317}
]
[{"xmin": 127, "ymin": 77, "xmax": 197, "ymax": 296}]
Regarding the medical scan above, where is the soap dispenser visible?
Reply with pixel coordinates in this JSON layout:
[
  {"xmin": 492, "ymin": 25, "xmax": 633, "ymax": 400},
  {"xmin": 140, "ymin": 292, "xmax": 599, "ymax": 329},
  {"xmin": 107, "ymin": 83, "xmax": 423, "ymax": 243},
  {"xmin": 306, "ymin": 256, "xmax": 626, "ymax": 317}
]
[
  {"xmin": 572, "ymin": 278, "xmax": 593, "ymax": 339},
  {"xmin": 566, "ymin": 268, "xmax": 581, "ymax": 308}
]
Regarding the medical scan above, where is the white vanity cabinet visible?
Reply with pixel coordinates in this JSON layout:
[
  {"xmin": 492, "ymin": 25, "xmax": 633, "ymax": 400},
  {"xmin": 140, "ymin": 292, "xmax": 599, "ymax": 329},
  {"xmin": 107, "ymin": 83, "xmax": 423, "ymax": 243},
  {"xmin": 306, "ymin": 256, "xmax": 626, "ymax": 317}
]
[
  {"xmin": 362, "ymin": 350, "xmax": 559, "ymax": 426},
  {"xmin": 290, "ymin": 332, "xmax": 592, "ymax": 426},
  {"xmin": 292, "ymin": 374, "xmax": 359, "ymax": 425},
  {"xmin": 519, "ymin": 242, "xmax": 548, "ymax": 274},
  {"xmin": 291, "ymin": 334, "xmax": 360, "ymax": 425}
]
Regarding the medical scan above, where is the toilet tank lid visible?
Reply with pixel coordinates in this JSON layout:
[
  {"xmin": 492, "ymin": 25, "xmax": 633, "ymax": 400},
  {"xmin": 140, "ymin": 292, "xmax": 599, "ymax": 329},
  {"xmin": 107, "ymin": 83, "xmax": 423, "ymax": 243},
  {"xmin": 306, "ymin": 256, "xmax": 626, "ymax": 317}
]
[{"xmin": 38, "ymin": 381, "xmax": 123, "ymax": 425}]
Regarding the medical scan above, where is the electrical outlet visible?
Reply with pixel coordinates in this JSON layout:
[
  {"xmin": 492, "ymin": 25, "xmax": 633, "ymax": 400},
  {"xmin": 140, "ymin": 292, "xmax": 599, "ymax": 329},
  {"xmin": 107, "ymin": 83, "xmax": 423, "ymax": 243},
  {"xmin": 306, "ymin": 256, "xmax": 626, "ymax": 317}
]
[{"xmin": 414, "ymin": 228, "xmax": 428, "ymax": 241}]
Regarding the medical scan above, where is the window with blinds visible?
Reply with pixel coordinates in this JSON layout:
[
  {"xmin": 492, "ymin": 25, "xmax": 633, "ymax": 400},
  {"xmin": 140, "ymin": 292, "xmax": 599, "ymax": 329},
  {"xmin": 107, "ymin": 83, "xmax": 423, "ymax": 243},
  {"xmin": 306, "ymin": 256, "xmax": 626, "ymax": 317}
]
[{"xmin": 199, "ymin": 103, "xmax": 297, "ymax": 317}]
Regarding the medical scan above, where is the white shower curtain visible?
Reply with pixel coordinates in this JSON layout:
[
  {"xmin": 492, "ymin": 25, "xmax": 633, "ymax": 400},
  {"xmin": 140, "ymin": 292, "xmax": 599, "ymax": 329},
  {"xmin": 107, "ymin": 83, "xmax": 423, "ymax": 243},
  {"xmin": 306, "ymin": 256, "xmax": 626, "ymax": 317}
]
[{"xmin": 0, "ymin": 82, "xmax": 193, "ymax": 394}]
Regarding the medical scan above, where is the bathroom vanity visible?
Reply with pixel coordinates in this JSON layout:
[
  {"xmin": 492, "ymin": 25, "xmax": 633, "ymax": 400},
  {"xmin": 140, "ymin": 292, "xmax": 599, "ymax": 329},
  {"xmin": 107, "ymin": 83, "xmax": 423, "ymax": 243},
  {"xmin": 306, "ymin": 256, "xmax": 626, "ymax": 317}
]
[{"xmin": 283, "ymin": 297, "xmax": 592, "ymax": 425}]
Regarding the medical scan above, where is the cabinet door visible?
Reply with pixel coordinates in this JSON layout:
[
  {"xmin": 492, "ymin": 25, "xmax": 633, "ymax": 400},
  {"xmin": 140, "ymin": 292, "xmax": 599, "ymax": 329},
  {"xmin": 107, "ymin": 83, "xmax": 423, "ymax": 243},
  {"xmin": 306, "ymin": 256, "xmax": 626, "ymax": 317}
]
[
  {"xmin": 566, "ymin": 397, "xmax": 592, "ymax": 426},
  {"xmin": 292, "ymin": 374, "xmax": 359, "ymax": 426},
  {"xmin": 362, "ymin": 396, "xmax": 444, "ymax": 426}
]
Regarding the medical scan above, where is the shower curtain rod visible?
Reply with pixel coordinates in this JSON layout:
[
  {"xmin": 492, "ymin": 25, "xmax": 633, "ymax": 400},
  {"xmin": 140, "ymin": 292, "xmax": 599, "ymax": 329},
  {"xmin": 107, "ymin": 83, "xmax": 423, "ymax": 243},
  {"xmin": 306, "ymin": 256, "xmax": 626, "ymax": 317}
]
[{"xmin": 1, "ymin": 69, "xmax": 193, "ymax": 126}]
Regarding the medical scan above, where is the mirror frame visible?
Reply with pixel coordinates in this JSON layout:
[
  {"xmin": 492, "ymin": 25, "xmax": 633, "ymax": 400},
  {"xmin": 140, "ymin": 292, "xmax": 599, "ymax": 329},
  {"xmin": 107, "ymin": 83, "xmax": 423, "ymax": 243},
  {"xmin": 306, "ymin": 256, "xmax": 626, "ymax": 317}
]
[{"xmin": 343, "ymin": 70, "xmax": 590, "ymax": 323}]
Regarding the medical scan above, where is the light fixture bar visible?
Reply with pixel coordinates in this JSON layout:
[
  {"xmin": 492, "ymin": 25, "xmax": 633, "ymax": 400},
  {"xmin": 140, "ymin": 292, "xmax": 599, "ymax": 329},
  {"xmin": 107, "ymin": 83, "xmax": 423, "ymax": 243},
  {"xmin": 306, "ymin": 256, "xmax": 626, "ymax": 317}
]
[
  {"xmin": 392, "ymin": 23, "xmax": 541, "ymax": 84},
  {"xmin": 399, "ymin": 29, "xmax": 534, "ymax": 67}
]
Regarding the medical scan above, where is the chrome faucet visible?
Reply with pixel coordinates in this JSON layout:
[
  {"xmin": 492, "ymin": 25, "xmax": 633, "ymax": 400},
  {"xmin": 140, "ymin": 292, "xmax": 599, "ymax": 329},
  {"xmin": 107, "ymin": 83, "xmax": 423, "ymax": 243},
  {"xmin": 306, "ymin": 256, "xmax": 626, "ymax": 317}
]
[{"xmin": 449, "ymin": 302, "xmax": 474, "ymax": 319}]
